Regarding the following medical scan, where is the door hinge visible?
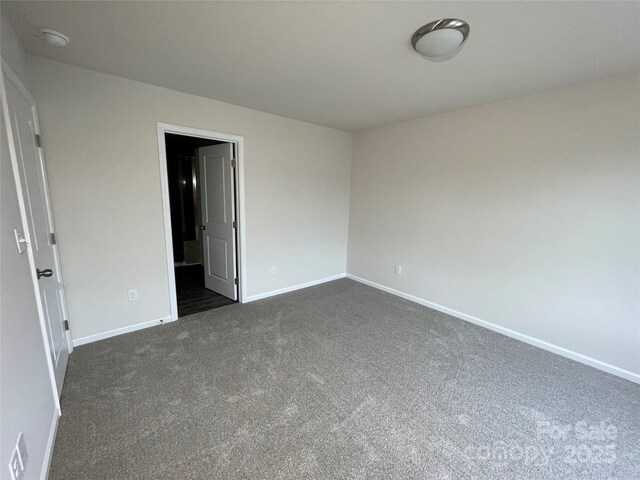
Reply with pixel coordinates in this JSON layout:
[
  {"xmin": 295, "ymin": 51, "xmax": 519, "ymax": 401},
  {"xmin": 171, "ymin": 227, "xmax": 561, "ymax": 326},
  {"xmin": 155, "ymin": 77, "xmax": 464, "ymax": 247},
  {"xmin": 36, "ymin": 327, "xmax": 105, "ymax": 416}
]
[
  {"xmin": 234, "ymin": 277, "xmax": 238, "ymax": 285},
  {"xmin": 63, "ymin": 320, "xmax": 70, "ymax": 331},
  {"xmin": 50, "ymin": 232, "xmax": 57, "ymax": 245},
  {"xmin": 35, "ymin": 134, "xmax": 42, "ymax": 148},
  {"xmin": 231, "ymin": 158, "xmax": 237, "ymax": 168},
  {"xmin": 232, "ymin": 220, "xmax": 237, "ymax": 229}
]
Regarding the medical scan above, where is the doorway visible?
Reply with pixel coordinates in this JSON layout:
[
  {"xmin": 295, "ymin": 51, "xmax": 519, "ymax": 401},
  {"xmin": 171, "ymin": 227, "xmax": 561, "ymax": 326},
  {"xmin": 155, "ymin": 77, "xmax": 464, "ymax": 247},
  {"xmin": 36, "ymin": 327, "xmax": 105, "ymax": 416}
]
[{"xmin": 157, "ymin": 123, "xmax": 246, "ymax": 320}]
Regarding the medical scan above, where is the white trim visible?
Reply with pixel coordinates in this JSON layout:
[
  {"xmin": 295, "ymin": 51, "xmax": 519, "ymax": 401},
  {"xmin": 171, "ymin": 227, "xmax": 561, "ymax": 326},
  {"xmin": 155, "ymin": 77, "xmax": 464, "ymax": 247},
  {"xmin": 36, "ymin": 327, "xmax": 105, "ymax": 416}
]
[
  {"xmin": 72, "ymin": 316, "xmax": 171, "ymax": 347},
  {"xmin": 40, "ymin": 410, "xmax": 60, "ymax": 480},
  {"xmin": 346, "ymin": 274, "xmax": 640, "ymax": 384},
  {"xmin": 1, "ymin": 59, "xmax": 61, "ymax": 411},
  {"xmin": 1, "ymin": 59, "xmax": 37, "ymax": 106},
  {"xmin": 156, "ymin": 122, "xmax": 247, "ymax": 322},
  {"xmin": 245, "ymin": 273, "xmax": 346, "ymax": 302}
]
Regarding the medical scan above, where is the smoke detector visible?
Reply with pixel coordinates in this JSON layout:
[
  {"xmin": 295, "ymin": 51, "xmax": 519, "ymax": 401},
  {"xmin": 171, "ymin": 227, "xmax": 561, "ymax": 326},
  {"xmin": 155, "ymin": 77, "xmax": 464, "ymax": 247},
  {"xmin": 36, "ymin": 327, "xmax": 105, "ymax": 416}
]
[{"xmin": 39, "ymin": 28, "xmax": 69, "ymax": 48}]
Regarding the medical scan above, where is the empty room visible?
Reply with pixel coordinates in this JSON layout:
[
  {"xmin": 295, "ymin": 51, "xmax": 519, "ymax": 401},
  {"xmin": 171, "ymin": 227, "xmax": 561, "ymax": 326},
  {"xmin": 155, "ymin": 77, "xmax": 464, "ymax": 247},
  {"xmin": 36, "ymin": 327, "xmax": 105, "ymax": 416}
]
[{"xmin": 1, "ymin": 1, "xmax": 638, "ymax": 479}]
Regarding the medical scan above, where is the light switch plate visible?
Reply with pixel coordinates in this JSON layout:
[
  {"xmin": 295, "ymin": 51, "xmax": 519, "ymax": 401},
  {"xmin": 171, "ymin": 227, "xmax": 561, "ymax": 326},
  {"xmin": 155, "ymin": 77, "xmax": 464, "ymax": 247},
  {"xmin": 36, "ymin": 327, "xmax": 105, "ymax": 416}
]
[
  {"xmin": 9, "ymin": 446, "xmax": 23, "ymax": 480},
  {"xmin": 13, "ymin": 229, "xmax": 27, "ymax": 254},
  {"xmin": 17, "ymin": 433, "xmax": 28, "ymax": 470}
]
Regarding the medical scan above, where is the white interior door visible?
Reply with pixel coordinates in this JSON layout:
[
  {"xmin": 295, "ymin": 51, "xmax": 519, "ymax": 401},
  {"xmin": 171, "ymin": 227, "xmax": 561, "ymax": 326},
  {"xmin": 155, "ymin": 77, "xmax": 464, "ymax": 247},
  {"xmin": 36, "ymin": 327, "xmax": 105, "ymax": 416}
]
[
  {"xmin": 3, "ymin": 72, "xmax": 70, "ymax": 396},
  {"xmin": 198, "ymin": 143, "xmax": 237, "ymax": 300}
]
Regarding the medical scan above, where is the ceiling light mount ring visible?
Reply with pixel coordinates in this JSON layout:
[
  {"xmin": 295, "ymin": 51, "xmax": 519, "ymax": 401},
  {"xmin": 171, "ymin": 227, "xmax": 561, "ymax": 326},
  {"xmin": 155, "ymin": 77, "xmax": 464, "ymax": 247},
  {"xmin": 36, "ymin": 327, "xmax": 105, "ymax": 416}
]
[{"xmin": 411, "ymin": 19, "xmax": 470, "ymax": 62}]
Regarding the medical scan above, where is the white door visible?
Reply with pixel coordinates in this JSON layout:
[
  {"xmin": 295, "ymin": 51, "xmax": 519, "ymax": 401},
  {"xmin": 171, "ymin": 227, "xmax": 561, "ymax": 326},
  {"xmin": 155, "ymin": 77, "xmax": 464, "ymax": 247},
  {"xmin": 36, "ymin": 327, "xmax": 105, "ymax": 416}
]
[
  {"xmin": 198, "ymin": 143, "xmax": 237, "ymax": 300},
  {"xmin": 3, "ymin": 72, "xmax": 70, "ymax": 396}
]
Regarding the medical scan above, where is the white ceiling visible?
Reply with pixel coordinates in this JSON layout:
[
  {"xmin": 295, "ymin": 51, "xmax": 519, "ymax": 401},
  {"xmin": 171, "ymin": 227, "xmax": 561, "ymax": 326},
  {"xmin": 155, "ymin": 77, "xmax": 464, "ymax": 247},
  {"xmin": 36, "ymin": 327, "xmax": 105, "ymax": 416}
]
[{"xmin": 3, "ymin": 1, "xmax": 639, "ymax": 132}]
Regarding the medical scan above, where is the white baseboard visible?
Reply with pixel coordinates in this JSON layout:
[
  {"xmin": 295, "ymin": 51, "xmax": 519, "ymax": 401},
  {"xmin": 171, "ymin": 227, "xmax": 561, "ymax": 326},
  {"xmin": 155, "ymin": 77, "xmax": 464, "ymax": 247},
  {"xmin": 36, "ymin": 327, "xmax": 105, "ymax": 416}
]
[
  {"xmin": 72, "ymin": 315, "xmax": 172, "ymax": 347},
  {"xmin": 41, "ymin": 410, "xmax": 60, "ymax": 480},
  {"xmin": 245, "ymin": 273, "xmax": 347, "ymax": 302},
  {"xmin": 73, "ymin": 274, "xmax": 348, "ymax": 345},
  {"xmin": 346, "ymin": 274, "xmax": 640, "ymax": 384}
]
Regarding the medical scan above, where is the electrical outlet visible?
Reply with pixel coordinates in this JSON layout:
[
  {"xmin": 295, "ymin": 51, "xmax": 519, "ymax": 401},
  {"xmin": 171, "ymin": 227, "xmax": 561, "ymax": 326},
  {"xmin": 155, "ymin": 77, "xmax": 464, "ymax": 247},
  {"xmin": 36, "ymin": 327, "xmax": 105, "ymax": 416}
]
[
  {"xmin": 270, "ymin": 265, "xmax": 277, "ymax": 274},
  {"xmin": 395, "ymin": 265, "xmax": 402, "ymax": 275},
  {"xmin": 127, "ymin": 289, "xmax": 138, "ymax": 302}
]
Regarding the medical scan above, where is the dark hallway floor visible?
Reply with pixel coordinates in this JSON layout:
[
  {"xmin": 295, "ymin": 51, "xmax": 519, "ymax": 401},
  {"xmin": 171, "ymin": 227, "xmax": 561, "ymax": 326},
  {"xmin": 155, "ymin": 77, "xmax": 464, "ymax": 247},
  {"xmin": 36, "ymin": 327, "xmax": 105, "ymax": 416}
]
[{"xmin": 175, "ymin": 264, "xmax": 235, "ymax": 317}]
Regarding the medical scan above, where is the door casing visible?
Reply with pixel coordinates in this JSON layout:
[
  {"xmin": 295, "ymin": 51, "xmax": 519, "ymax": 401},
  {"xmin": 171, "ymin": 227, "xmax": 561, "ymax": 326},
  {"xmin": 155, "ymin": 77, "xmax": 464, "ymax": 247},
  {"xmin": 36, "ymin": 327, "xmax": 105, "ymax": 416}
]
[{"xmin": 157, "ymin": 122, "xmax": 247, "ymax": 321}]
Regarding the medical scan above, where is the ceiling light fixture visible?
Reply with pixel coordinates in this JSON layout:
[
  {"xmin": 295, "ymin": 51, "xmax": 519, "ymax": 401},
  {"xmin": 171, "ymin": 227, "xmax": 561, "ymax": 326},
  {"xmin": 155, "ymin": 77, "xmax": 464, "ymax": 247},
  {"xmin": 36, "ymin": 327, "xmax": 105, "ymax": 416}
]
[
  {"xmin": 411, "ymin": 19, "xmax": 469, "ymax": 62},
  {"xmin": 39, "ymin": 28, "xmax": 69, "ymax": 48}
]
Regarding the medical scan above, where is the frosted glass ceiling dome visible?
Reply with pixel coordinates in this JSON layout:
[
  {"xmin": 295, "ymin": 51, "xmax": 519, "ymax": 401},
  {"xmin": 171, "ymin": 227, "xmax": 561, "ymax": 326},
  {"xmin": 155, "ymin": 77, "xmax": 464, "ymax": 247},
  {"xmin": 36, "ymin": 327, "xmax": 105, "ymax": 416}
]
[{"xmin": 411, "ymin": 19, "xmax": 470, "ymax": 62}]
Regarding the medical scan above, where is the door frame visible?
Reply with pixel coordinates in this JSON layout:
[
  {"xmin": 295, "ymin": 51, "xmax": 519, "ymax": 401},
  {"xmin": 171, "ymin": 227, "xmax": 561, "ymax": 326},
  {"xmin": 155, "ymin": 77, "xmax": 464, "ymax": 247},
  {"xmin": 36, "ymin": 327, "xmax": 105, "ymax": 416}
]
[{"xmin": 157, "ymin": 122, "xmax": 247, "ymax": 320}]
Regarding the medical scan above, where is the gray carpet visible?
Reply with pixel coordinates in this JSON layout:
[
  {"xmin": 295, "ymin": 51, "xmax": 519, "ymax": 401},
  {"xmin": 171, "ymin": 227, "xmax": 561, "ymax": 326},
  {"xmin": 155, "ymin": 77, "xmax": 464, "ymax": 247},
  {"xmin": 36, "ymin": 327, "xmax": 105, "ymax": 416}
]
[{"xmin": 49, "ymin": 279, "xmax": 639, "ymax": 479}]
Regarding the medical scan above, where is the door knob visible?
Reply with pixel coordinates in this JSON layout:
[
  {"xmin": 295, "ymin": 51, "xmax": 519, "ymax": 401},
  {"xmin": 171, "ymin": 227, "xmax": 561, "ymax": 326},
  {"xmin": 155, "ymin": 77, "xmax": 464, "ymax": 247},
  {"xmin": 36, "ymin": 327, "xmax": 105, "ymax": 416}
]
[
  {"xmin": 37, "ymin": 268, "xmax": 54, "ymax": 279},
  {"xmin": 200, "ymin": 226, "xmax": 206, "ymax": 230}
]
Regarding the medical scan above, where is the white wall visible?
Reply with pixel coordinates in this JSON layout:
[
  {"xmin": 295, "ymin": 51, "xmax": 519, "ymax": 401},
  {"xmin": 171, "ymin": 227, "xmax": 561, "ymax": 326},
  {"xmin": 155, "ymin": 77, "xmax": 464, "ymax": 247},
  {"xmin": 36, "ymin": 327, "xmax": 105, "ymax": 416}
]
[
  {"xmin": 348, "ymin": 74, "xmax": 640, "ymax": 378},
  {"xmin": 27, "ymin": 57, "xmax": 353, "ymax": 342},
  {"xmin": 1, "ymin": 20, "xmax": 58, "ymax": 479},
  {"xmin": 1, "ymin": 16, "xmax": 29, "ymax": 87}
]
